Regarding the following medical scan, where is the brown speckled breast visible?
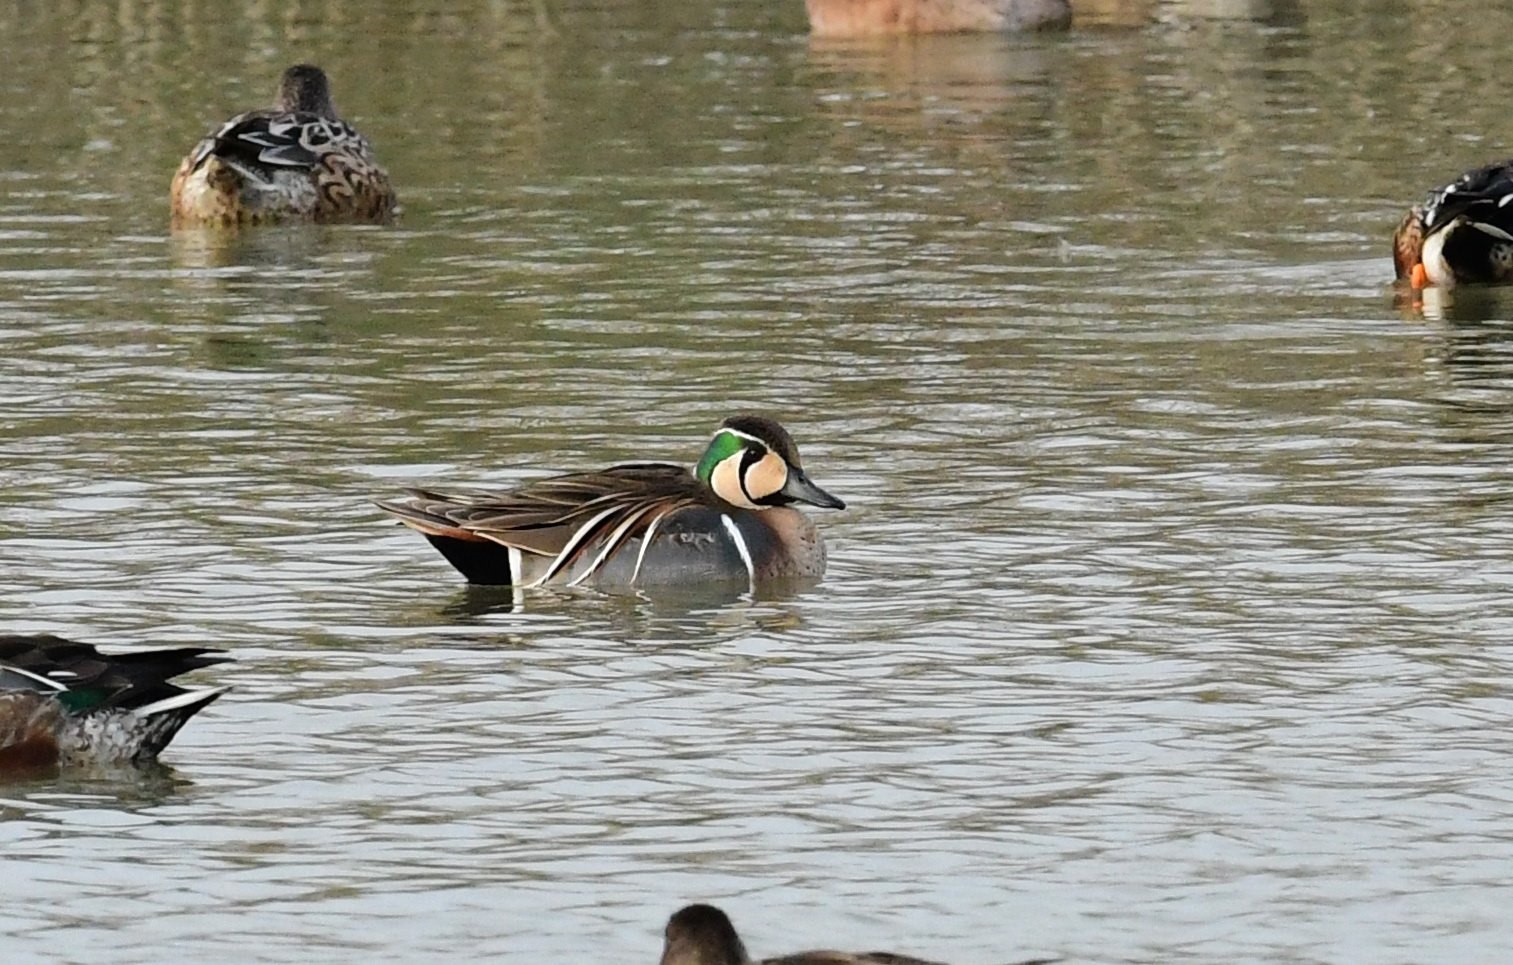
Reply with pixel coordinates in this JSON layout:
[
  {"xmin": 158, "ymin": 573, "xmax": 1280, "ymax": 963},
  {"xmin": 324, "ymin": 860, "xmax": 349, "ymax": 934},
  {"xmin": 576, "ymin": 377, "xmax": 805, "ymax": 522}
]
[{"xmin": 0, "ymin": 692, "xmax": 63, "ymax": 772}]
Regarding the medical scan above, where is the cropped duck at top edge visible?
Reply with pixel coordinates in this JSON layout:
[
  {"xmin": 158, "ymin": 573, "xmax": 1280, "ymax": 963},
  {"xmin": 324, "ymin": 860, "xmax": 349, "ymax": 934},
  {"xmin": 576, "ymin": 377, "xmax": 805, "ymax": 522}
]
[
  {"xmin": 657, "ymin": 903, "xmax": 1062, "ymax": 965},
  {"xmin": 0, "ymin": 634, "xmax": 228, "ymax": 774},
  {"xmin": 804, "ymin": 0, "xmax": 1071, "ymax": 37},
  {"xmin": 1394, "ymin": 157, "xmax": 1513, "ymax": 289},
  {"xmin": 375, "ymin": 415, "xmax": 846, "ymax": 592},
  {"xmin": 170, "ymin": 63, "xmax": 396, "ymax": 228}
]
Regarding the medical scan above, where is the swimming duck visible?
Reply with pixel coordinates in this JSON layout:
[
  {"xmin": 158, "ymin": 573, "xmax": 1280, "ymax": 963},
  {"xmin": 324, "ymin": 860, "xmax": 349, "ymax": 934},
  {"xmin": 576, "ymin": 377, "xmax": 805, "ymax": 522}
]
[
  {"xmin": 658, "ymin": 904, "xmax": 950, "ymax": 965},
  {"xmin": 0, "ymin": 635, "xmax": 228, "ymax": 772},
  {"xmin": 170, "ymin": 64, "xmax": 396, "ymax": 227},
  {"xmin": 804, "ymin": 0, "xmax": 1072, "ymax": 37},
  {"xmin": 660, "ymin": 904, "xmax": 1061, "ymax": 965},
  {"xmin": 375, "ymin": 415, "xmax": 845, "ymax": 591},
  {"xmin": 1394, "ymin": 158, "xmax": 1513, "ymax": 288}
]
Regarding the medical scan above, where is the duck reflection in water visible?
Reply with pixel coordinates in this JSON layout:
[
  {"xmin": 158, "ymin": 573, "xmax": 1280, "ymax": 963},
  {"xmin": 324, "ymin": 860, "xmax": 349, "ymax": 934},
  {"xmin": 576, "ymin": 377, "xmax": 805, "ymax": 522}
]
[{"xmin": 803, "ymin": 0, "xmax": 1071, "ymax": 37}]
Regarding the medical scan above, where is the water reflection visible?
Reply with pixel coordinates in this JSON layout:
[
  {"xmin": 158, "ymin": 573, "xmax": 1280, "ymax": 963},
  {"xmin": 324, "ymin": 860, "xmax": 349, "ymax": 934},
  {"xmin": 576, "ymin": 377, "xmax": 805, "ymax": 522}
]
[
  {"xmin": 1413, "ymin": 284, "xmax": 1513, "ymax": 325},
  {"xmin": 167, "ymin": 225, "xmax": 339, "ymax": 271},
  {"xmin": 805, "ymin": 31, "xmax": 1064, "ymax": 121},
  {"xmin": 1164, "ymin": 0, "xmax": 1303, "ymax": 23},
  {"xmin": 0, "ymin": 764, "xmax": 194, "ymax": 805},
  {"xmin": 440, "ymin": 584, "xmax": 530, "ymax": 619},
  {"xmin": 1419, "ymin": 308, "xmax": 1513, "ymax": 421},
  {"xmin": 1072, "ymin": 0, "xmax": 1156, "ymax": 27},
  {"xmin": 428, "ymin": 580, "xmax": 822, "ymax": 644}
]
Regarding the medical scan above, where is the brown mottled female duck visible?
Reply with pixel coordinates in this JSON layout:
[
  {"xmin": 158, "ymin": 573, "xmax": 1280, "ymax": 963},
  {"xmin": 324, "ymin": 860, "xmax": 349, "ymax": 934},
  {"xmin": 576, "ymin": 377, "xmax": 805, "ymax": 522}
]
[
  {"xmin": 1394, "ymin": 158, "xmax": 1513, "ymax": 289},
  {"xmin": 375, "ymin": 415, "xmax": 846, "ymax": 592},
  {"xmin": 170, "ymin": 64, "xmax": 396, "ymax": 227},
  {"xmin": 0, "ymin": 634, "xmax": 228, "ymax": 773},
  {"xmin": 804, "ymin": 0, "xmax": 1072, "ymax": 36}
]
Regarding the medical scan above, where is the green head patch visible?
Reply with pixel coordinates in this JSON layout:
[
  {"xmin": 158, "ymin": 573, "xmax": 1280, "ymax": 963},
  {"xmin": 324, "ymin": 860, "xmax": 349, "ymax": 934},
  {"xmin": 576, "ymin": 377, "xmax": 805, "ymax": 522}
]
[{"xmin": 696, "ymin": 429, "xmax": 748, "ymax": 483}]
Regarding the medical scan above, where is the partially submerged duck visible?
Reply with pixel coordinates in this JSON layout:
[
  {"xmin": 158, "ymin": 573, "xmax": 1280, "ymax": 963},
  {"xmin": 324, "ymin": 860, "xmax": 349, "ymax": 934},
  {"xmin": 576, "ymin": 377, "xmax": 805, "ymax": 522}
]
[
  {"xmin": 659, "ymin": 903, "xmax": 1063, "ymax": 965},
  {"xmin": 375, "ymin": 415, "xmax": 845, "ymax": 592},
  {"xmin": 0, "ymin": 634, "xmax": 228, "ymax": 772},
  {"xmin": 1394, "ymin": 158, "xmax": 1513, "ymax": 289},
  {"xmin": 659, "ymin": 904, "xmax": 946, "ymax": 965},
  {"xmin": 170, "ymin": 64, "xmax": 396, "ymax": 227}
]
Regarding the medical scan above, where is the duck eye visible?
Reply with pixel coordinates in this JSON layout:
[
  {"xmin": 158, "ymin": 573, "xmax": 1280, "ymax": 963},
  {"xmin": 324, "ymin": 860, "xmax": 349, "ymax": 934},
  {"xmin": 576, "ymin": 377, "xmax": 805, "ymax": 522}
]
[
  {"xmin": 739, "ymin": 445, "xmax": 765, "ymax": 472},
  {"xmin": 738, "ymin": 445, "xmax": 771, "ymax": 494}
]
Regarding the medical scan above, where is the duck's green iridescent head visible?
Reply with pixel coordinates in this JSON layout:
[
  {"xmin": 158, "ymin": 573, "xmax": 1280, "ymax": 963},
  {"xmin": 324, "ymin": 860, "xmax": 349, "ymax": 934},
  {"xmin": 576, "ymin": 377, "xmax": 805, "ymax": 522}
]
[{"xmin": 695, "ymin": 415, "xmax": 845, "ymax": 512}]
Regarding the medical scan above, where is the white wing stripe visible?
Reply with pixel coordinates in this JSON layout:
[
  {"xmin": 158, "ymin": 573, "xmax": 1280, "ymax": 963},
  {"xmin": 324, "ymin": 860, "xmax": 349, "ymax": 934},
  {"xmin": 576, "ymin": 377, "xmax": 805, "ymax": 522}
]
[
  {"xmin": 530, "ymin": 505, "xmax": 624, "ymax": 587},
  {"xmin": 568, "ymin": 505, "xmax": 659, "ymax": 588},
  {"xmin": 0, "ymin": 664, "xmax": 68, "ymax": 692},
  {"xmin": 630, "ymin": 511, "xmax": 667, "ymax": 586},
  {"xmin": 1471, "ymin": 221, "xmax": 1513, "ymax": 242},
  {"xmin": 135, "ymin": 687, "xmax": 230, "ymax": 716}
]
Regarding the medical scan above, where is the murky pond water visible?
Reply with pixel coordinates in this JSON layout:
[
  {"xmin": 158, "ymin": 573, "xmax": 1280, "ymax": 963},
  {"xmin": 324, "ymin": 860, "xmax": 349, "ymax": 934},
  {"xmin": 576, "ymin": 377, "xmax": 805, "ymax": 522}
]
[{"xmin": 3, "ymin": 0, "xmax": 1513, "ymax": 961}]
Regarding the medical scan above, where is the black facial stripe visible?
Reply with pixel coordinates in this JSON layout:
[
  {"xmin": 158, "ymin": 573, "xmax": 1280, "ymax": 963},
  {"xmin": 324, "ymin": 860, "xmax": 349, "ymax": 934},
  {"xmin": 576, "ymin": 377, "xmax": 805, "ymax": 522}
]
[
  {"xmin": 738, "ymin": 444, "xmax": 792, "ymax": 506},
  {"xmin": 738, "ymin": 445, "xmax": 764, "ymax": 502}
]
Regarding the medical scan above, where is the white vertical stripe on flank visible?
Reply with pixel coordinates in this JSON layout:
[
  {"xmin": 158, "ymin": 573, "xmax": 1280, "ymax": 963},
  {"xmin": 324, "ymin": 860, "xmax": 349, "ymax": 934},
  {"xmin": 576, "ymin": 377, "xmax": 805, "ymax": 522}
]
[{"xmin": 719, "ymin": 514, "xmax": 755, "ymax": 592}]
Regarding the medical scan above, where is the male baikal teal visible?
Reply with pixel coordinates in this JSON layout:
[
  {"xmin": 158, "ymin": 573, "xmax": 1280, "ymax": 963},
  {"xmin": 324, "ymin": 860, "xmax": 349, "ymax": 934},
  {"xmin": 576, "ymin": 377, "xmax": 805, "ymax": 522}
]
[{"xmin": 375, "ymin": 415, "xmax": 846, "ymax": 592}]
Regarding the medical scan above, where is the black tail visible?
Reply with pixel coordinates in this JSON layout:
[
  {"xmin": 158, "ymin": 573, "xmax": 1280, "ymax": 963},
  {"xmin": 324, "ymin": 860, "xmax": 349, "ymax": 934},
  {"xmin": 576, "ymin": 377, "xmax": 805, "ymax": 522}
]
[
  {"xmin": 131, "ymin": 687, "xmax": 229, "ymax": 763},
  {"xmin": 0, "ymin": 635, "xmax": 230, "ymax": 711},
  {"xmin": 423, "ymin": 534, "xmax": 519, "ymax": 585}
]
